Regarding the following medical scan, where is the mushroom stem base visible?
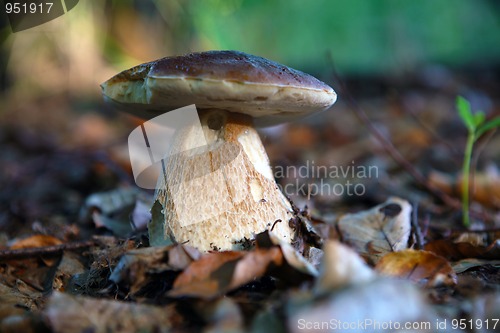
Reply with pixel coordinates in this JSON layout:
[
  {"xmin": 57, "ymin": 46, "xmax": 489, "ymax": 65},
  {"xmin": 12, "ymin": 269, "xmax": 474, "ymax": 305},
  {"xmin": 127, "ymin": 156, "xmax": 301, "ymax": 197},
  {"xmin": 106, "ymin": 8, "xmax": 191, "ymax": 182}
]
[{"xmin": 152, "ymin": 109, "xmax": 295, "ymax": 251}]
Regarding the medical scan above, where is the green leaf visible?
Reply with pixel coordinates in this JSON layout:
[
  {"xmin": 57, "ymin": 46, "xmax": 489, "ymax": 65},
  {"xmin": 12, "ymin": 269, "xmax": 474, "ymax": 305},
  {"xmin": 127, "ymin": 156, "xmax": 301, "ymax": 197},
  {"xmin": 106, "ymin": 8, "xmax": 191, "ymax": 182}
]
[
  {"xmin": 456, "ymin": 96, "xmax": 475, "ymax": 131},
  {"xmin": 475, "ymin": 117, "xmax": 500, "ymax": 138},
  {"xmin": 473, "ymin": 111, "xmax": 485, "ymax": 127}
]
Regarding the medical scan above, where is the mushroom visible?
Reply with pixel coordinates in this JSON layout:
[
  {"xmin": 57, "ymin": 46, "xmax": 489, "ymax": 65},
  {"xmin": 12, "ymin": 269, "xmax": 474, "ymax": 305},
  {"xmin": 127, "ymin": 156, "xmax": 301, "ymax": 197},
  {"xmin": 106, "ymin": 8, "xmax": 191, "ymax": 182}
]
[{"xmin": 101, "ymin": 50, "xmax": 336, "ymax": 251}]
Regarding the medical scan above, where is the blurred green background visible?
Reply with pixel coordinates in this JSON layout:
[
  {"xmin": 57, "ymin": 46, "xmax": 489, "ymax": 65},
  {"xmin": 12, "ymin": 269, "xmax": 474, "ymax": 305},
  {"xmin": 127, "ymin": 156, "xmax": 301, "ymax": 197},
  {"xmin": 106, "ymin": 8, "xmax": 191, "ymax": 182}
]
[{"xmin": 1, "ymin": 0, "xmax": 500, "ymax": 100}]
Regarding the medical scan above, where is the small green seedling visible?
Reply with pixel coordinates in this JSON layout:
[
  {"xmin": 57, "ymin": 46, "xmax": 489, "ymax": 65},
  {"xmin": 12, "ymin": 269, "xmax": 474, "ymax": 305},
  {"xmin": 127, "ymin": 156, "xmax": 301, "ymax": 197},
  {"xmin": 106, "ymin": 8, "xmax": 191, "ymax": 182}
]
[{"xmin": 456, "ymin": 96, "xmax": 500, "ymax": 227}]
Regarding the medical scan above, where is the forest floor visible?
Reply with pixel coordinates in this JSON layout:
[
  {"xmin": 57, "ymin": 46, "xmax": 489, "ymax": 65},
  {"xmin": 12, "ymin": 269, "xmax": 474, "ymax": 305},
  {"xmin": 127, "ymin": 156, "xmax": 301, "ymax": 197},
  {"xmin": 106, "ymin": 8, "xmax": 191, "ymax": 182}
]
[{"xmin": 0, "ymin": 71, "xmax": 499, "ymax": 332}]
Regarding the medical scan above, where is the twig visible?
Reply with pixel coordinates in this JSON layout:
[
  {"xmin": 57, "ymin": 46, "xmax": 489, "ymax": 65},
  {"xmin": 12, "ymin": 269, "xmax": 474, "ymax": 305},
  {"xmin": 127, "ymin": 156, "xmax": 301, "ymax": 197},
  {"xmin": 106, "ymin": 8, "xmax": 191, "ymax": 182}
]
[
  {"xmin": 421, "ymin": 213, "xmax": 430, "ymax": 238},
  {"xmin": 411, "ymin": 201, "xmax": 424, "ymax": 250},
  {"xmin": 0, "ymin": 240, "xmax": 95, "ymax": 261}
]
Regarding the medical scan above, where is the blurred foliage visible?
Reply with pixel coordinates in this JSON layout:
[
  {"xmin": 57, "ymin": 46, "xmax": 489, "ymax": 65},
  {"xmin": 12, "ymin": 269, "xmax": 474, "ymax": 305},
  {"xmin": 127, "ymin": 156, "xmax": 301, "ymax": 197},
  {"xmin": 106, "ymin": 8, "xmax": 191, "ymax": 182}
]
[
  {"xmin": 183, "ymin": 0, "xmax": 500, "ymax": 74},
  {"xmin": 1, "ymin": 0, "xmax": 500, "ymax": 98}
]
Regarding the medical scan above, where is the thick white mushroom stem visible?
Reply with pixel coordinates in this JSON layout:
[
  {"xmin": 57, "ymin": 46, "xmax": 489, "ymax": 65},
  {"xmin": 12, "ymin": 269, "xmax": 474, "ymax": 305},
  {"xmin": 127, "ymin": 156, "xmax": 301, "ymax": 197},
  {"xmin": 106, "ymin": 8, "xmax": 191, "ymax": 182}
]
[{"xmin": 153, "ymin": 109, "xmax": 296, "ymax": 251}]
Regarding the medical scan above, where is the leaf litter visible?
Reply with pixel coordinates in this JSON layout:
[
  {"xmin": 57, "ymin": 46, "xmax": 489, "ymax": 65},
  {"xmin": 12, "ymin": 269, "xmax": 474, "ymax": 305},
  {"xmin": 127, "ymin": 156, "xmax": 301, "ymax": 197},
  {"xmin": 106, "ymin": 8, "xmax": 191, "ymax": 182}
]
[
  {"xmin": 1, "ymin": 92, "xmax": 500, "ymax": 332},
  {"xmin": 1, "ymin": 193, "xmax": 499, "ymax": 332}
]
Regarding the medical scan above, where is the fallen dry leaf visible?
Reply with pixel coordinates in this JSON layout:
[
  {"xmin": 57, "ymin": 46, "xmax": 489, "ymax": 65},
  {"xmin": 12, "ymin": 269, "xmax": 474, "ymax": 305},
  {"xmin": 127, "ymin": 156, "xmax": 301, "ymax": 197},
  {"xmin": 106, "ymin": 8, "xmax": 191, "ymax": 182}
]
[
  {"xmin": 53, "ymin": 252, "xmax": 86, "ymax": 292},
  {"xmin": 168, "ymin": 251, "xmax": 244, "ymax": 298},
  {"xmin": 81, "ymin": 188, "xmax": 150, "ymax": 236},
  {"xmin": 168, "ymin": 233, "xmax": 317, "ymax": 300},
  {"xmin": 452, "ymin": 259, "xmax": 500, "ymax": 274},
  {"xmin": 0, "ymin": 281, "xmax": 43, "ymax": 313},
  {"xmin": 10, "ymin": 235, "xmax": 62, "ymax": 249},
  {"xmin": 429, "ymin": 170, "xmax": 500, "ymax": 209},
  {"xmin": 0, "ymin": 277, "xmax": 49, "ymax": 332},
  {"xmin": 109, "ymin": 244, "xmax": 199, "ymax": 296},
  {"xmin": 2, "ymin": 235, "xmax": 65, "ymax": 291},
  {"xmin": 288, "ymin": 279, "xmax": 436, "ymax": 333},
  {"xmin": 470, "ymin": 292, "xmax": 500, "ymax": 327},
  {"xmin": 202, "ymin": 298, "xmax": 244, "ymax": 333},
  {"xmin": 424, "ymin": 239, "xmax": 500, "ymax": 261},
  {"xmin": 169, "ymin": 249, "xmax": 280, "ymax": 299},
  {"xmin": 454, "ymin": 232, "xmax": 486, "ymax": 247},
  {"xmin": 305, "ymin": 247, "xmax": 324, "ymax": 270},
  {"xmin": 315, "ymin": 240, "xmax": 375, "ymax": 294},
  {"xmin": 44, "ymin": 292, "xmax": 175, "ymax": 333},
  {"xmin": 337, "ymin": 197, "xmax": 412, "ymax": 264},
  {"xmin": 256, "ymin": 230, "xmax": 318, "ymax": 277},
  {"xmin": 457, "ymin": 173, "xmax": 500, "ymax": 209},
  {"xmin": 376, "ymin": 249, "xmax": 457, "ymax": 287},
  {"xmin": 230, "ymin": 248, "xmax": 283, "ymax": 289}
]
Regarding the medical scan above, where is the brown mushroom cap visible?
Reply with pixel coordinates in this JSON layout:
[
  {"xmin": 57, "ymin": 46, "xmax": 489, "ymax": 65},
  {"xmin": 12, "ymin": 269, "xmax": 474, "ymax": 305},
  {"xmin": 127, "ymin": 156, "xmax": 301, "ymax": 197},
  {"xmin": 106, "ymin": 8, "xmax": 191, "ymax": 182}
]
[{"xmin": 101, "ymin": 50, "xmax": 336, "ymax": 126}]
